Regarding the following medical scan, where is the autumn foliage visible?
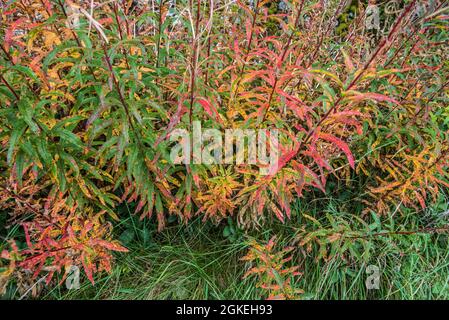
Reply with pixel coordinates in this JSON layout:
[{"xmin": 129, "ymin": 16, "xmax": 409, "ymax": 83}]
[{"xmin": 0, "ymin": 0, "xmax": 448, "ymax": 297}]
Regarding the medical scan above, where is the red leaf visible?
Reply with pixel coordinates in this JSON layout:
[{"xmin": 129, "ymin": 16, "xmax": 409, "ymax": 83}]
[
  {"xmin": 41, "ymin": 0, "xmax": 53, "ymax": 14},
  {"xmin": 348, "ymin": 92, "xmax": 400, "ymax": 105},
  {"xmin": 197, "ymin": 98, "xmax": 215, "ymax": 117},
  {"xmin": 155, "ymin": 95, "xmax": 187, "ymax": 147},
  {"xmin": 95, "ymin": 239, "xmax": 129, "ymax": 252},
  {"xmin": 318, "ymin": 132, "xmax": 355, "ymax": 169},
  {"xmin": 22, "ymin": 223, "xmax": 33, "ymax": 249},
  {"xmin": 81, "ymin": 253, "xmax": 95, "ymax": 285}
]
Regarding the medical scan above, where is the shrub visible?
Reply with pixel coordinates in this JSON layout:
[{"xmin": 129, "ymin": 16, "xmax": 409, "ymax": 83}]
[{"xmin": 0, "ymin": 0, "xmax": 447, "ymax": 296}]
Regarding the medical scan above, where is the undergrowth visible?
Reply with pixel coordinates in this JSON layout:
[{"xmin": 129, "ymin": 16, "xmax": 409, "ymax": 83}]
[
  {"xmin": 0, "ymin": 0, "xmax": 448, "ymax": 299},
  {"xmin": 3, "ymin": 189, "xmax": 448, "ymax": 300}
]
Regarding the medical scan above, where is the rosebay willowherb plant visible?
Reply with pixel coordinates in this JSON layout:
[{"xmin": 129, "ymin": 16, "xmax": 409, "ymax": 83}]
[{"xmin": 0, "ymin": 0, "xmax": 448, "ymax": 296}]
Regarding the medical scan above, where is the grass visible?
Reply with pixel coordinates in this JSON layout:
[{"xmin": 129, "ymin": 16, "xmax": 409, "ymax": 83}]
[
  {"xmin": 32, "ymin": 191, "xmax": 449, "ymax": 300},
  {"xmin": 299, "ymin": 233, "xmax": 449, "ymax": 299},
  {"xmin": 2, "ymin": 176, "xmax": 448, "ymax": 300},
  {"xmin": 43, "ymin": 217, "xmax": 258, "ymax": 300}
]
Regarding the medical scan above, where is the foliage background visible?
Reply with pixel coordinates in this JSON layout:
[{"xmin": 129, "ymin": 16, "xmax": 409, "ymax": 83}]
[{"xmin": 0, "ymin": 0, "xmax": 448, "ymax": 299}]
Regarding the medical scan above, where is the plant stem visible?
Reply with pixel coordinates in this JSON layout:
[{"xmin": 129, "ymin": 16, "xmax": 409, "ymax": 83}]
[
  {"xmin": 0, "ymin": 74, "xmax": 20, "ymax": 100},
  {"xmin": 188, "ymin": 0, "xmax": 201, "ymax": 134},
  {"xmin": 259, "ymin": 1, "xmax": 305, "ymax": 125},
  {"xmin": 302, "ymin": 0, "xmax": 417, "ymax": 147},
  {"xmin": 230, "ymin": 0, "xmax": 260, "ymax": 105}
]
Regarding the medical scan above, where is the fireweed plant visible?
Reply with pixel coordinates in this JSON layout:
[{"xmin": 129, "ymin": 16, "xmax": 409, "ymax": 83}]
[{"xmin": 0, "ymin": 0, "xmax": 448, "ymax": 299}]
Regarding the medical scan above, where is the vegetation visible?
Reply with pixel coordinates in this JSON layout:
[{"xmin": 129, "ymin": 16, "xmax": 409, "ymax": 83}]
[{"xmin": 0, "ymin": 0, "xmax": 448, "ymax": 300}]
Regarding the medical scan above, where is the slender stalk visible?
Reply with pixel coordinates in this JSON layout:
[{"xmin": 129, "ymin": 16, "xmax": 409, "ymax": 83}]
[
  {"xmin": 259, "ymin": 1, "xmax": 305, "ymax": 124},
  {"xmin": 155, "ymin": 0, "xmax": 165, "ymax": 69},
  {"xmin": 0, "ymin": 74, "xmax": 20, "ymax": 100},
  {"xmin": 229, "ymin": 0, "xmax": 260, "ymax": 103},
  {"xmin": 39, "ymin": 0, "xmax": 52, "ymax": 16},
  {"xmin": 0, "ymin": 44, "xmax": 14, "ymax": 62},
  {"xmin": 286, "ymin": 0, "xmax": 347, "ymax": 99},
  {"xmin": 56, "ymin": 0, "xmax": 99, "ymax": 82},
  {"xmin": 309, "ymin": 0, "xmax": 347, "ymax": 66},
  {"xmin": 1, "ymin": 45, "xmax": 36, "ymax": 93},
  {"xmin": 154, "ymin": 0, "xmax": 165, "ymax": 103},
  {"xmin": 204, "ymin": 35, "xmax": 212, "ymax": 87},
  {"xmin": 57, "ymin": 0, "xmax": 81, "ymax": 47},
  {"xmin": 101, "ymin": 42, "xmax": 175, "ymax": 199},
  {"xmin": 384, "ymin": 0, "xmax": 445, "ymax": 68},
  {"xmin": 112, "ymin": 2, "xmax": 130, "ymax": 69},
  {"xmin": 302, "ymin": 0, "xmax": 417, "ymax": 146},
  {"xmin": 348, "ymin": 225, "xmax": 449, "ymax": 240},
  {"xmin": 0, "ymin": 186, "xmax": 53, "ymax": 224},
  {"xmin": 101, "ymin": 44, "xmax": 141, "ymax": 147},
  {"xmin": 410, "ymin": 79, "xmax": 449, "ymax": 124},
  {"xmin": 188, "ymin": 0, "xmax": 202, "ymax": 135}
]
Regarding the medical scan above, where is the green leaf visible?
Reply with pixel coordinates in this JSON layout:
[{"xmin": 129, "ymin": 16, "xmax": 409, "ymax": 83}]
[
  {"xmin": 223, "ymin": 226, "xmax": 231, "ymax": 237},
  {"xmin": 7, "ymin": 121, "xmax": 27, "ymax": 164}
]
